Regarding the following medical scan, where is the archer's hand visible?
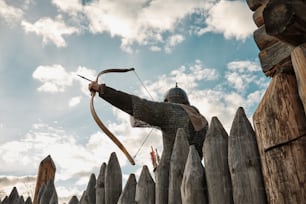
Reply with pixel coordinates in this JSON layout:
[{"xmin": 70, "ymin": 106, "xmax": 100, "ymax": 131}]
[{"xmin": 88, "ymin": 82, "xmax": 105, "ymax": 94}]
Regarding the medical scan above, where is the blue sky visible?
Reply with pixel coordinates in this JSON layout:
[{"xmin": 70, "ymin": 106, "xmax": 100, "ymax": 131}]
[{"xmin": 0, "ymin": 0, "xmax": 270, "ymax": 202}]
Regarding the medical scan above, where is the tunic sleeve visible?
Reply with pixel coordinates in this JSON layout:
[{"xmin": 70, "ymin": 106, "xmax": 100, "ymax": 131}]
[
  {"xmin": 131, "ymin": 95, "xmax": 170, "ymax": 128},
  {"xmin": 98, "ymin": 85, "xmax": 170, "ymax": 128},
  {"xmin": 99, "ymin": 86, "xmax": 134, "ymax": 115}
]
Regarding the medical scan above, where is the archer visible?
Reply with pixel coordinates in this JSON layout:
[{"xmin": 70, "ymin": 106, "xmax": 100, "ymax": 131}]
[{"xmin": 88, "ymin": 80, "xmax": 208, "ymax": 204}]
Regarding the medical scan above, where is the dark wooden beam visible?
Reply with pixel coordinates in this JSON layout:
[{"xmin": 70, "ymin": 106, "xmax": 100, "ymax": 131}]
[
  {"xmin": 258, "ymin": 41, "xmax": 293, "ymax": 76},
  {"xmin": 246, "ymin": 0, "xmax": 269, "ymax": 11},
  {"xmin": 264, "ymin": 0, "xmax": 306, "ymax": 46},
  {"xmin": 254, "ymin": 25, "xmax": 278, "ymax": 50}
]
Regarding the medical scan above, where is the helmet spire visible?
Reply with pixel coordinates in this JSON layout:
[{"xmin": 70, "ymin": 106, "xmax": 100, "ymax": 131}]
[{"xmin": 164, "ymin": 84, "xmax": 189, "ymax": 105}]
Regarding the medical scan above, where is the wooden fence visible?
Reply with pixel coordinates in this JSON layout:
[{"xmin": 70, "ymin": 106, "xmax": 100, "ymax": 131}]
[{"xmin": 0, "ymin": 107, "xmax": 268, "ymax": 204}]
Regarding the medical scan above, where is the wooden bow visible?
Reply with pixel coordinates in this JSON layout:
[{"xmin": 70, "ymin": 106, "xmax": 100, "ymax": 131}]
[{"xmin": 90, "ymin": 68, "xmax": 136, "ymax": 165}]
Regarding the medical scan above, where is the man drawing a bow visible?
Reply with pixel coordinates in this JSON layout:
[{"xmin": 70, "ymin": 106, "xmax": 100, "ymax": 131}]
[{"xmin": 89, "ymin": 81, "xmax": 208, "ymax": 204}]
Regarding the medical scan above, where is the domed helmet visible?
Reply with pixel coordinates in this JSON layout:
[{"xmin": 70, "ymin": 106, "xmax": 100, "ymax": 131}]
[{"xmin": 164, "ymin": 83, "xmax": 190, "ymax": 105}]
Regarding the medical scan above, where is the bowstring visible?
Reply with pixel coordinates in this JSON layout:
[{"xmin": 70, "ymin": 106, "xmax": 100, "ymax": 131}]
[
  {"xmin": 132, "ymin": 70, "xmax": 155, "ymax": 159},
  {"xmin": 133, "ymin": 70, "xmax": 154, "ymax": 100}
]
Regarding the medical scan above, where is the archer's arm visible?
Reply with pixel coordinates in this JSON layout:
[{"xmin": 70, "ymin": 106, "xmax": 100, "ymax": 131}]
[
  {"xmin": 89, "ymin": 82, "xmax": 169, "ymax": 128},
  {"xmin": 89, "ymin": 82, "xmax": 133, "ymax": 115}
]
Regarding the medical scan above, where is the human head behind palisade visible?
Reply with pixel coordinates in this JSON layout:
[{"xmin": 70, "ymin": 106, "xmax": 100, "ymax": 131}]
[{"xmin": 89, "ymin": 81, "xmax": 208, "ymax": 204}]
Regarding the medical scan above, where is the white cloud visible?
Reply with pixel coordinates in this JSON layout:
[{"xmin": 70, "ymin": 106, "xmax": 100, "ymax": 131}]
[
  {"xmin": 51, "ymin": 0, "xmax": 219, "ymax": 52},
  {"xmin": 52, "ymin": 0, "xmax": 82, "ymax": 14},
  {"xmin": 0, "ymin": 0, "xmax": 24, "ymax": 25},
  {"xmin": 225, "ymin": 60, "xmax": 264, "ymax": 92},
  {"xmin": 168, "ymin": 62, "xmax": 219, "ymax": 90},
  {"xmin": 196, "ymin": 0, "xmax": 256, "ymax": 40},
  {"xmin": 150, "ymin": 45, "xmax": 162, "ymax": 52},
  {"xmin": 69, "ymin": 96, "xmax": 81, "ymax": 107},
  {"xmin": 16, "ymin": 0, "xmax": 255, "ymax": 51},
  {"xmin": 21, "ymin": 16, "xmax": 79, "ymax": 47},
  {"xmin": 165, "ymin": 34, "xmax": 185, "ymax": 53},
  {"xmin": 227, "ymin": 60, "xmax": 261, "ymax": 72},
  {"xmin": 32, "ymin": 64, "xmax": 74, "ymax": 93}
]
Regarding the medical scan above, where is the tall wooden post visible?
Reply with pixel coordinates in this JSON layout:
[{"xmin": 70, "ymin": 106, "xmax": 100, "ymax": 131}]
[
  {"xmin": 246, "ymin": 0, "xmax": 306, "ymax": 203},
  {"xmin": 33, "ymin": 155, "xmax": 56, "ymax": 204},
  {"xmin": 291, "ymin": 43, "xmax": 306, "ymax": 113},
  {"xmin": 253, "ymin": 73, "xmax": 306, "ymax": 203}
]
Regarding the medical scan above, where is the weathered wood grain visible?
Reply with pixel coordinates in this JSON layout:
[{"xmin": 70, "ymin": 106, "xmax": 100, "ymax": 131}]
[
  {"xmin": 49, "ymin": 191, "xmax": 58, "ymax": 204},
  {"xmin": 291, "ymin": 43, "xmax": 306, "ymax": 114},
  {"xmin": 37, "ymin": 184, "xmax": 45, "ymax": 204},
  {"xmin": 85, "ymin": 174, "xmax": 96, "ymax": 204},
  {"xmin": 39, "ymin": 179, "xmax": 57, "ymax": 204},
  {"xmin": 79, "ymin": 191, "xmax": 87, "ymax": 204},
  {"xmin": 105, "ymin": 152, "xmax": 122, "ymax": 204},
  {"xmin": 168, "ymin": 128, "xmax": 189, "ymax": 204},
  {"xmin": 228, "ymin": 107, "xmax": 267, "ymax": 204},
  {"xmin": 254, "ymin": 25, "xmax": 278, "ymax": 50},
  {"xmin": 253, "ymin": 73, "xmax": 306, "ymax": 203},
  {"xmin": 135, "ymin": 166, "xmax": 155, "ymax": 204},
  {"xmin": 96, "ymin": 163, "xmax": 106, "ymax": 204},
  {"xmin": 258, "ymin": 40, "xmax": 293, "ymax": 76},
  {"xmin": 118, "ymin": 174, "xmax": 136, "ymax": 204},
  {"xmin": 203, "ymin": 117, "xmax": 233, "ymax": 204},
  {"xmin": 181, "ymin": 145, "xmax": 207, "ymax": 204},
  {"xmin": 154, "ymin": 151, "xmax": 169, "ymax": 204}
]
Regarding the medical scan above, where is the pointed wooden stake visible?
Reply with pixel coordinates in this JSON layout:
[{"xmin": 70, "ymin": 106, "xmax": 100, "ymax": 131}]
[
  {"xmin": 203, "ymin": 117, "xmax": 233, "ymax": 204},
  {"xmin": 181, "ymin": 145, "xmax": 208, "ymax": 204},
  {"xmin": 229, "ymin": 107, "xmax": 266, "ymax": 204},
  {"xmin": 136, "ymin": 165, "xmax": 155, "ymax": 204},
  {"xmin": 33, "ymin": 155, "xmax": 56, "ymax": 204},
  {"xmin": 168, "ymin": 128, "xmax": 189, "ymax": 204},
  {"xmin": 96, "ymin": 162, "xmax": 107, "ymax": 204},
  {"xmin": 118, "ymin": 174, "xmax": 137, "ymax": 204},
  {"xmin": 105, "ymin": 152, "xmax": 122, "ymax": 204}
]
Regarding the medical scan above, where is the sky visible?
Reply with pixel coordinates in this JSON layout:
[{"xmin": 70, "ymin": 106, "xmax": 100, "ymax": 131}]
[{"xmin": 0, "ymin": 0, "xmax": 270, "ymax": 203}]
